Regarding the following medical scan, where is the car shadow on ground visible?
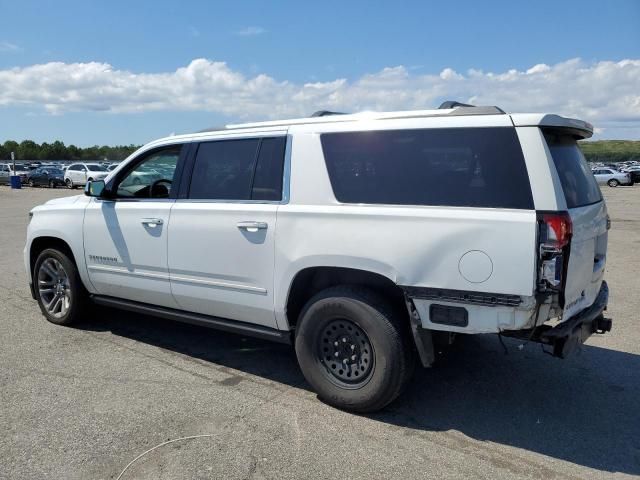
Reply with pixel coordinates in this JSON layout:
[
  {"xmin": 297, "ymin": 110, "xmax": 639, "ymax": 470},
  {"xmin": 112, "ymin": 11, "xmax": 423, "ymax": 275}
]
[{"xmin": 80, "ymin": 308, "xmax": 639, "ymax": 475}]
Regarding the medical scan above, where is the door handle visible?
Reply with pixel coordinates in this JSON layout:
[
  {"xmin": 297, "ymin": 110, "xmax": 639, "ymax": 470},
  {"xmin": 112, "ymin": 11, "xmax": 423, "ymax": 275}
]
[
  {"xmin": 141, "ymin": 218, "xmax": 163, "ymax": 227},
  {"xmin": 237, "ymin": 221, "xmax": 268, "ymax": 232}
]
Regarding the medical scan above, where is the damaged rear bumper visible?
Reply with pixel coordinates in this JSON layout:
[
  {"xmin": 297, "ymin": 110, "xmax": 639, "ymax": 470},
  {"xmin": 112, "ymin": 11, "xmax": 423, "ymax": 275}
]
[{"xmin": 504, "ymin": 281, "xmax": 611, "ymax": 358}]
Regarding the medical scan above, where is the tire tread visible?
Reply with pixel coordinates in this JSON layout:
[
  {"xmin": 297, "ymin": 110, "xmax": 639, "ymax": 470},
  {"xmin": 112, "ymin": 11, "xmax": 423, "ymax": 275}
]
[{"xmin": 296, "ymin": 285, "xmax": 414, "ymax": 412}]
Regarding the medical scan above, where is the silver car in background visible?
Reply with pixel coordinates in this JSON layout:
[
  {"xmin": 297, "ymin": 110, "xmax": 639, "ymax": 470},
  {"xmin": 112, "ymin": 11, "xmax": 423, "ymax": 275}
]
[{"xmin": 592, "ymin": 168, "xmax": 632, "ymax": 187}]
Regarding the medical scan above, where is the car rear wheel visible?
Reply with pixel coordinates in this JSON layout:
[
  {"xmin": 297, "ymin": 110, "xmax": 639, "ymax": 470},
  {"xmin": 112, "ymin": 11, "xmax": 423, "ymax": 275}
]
[
  {"xmin": 608, "ymin": 179, "xmax": 619, "ymax": 187},
  {"xmin": 33, "ymin": 248, "xmax": 90, "ymax": 326},
  {"xmin": 295, "ymin": 286, "xmax": 415, "ymax": 412},
  {"xmin": 65, "ymin": 178, "xmax": 73, "ymax": 189},
  {"xmin": 28, "ymin": 179, "xmax": 35, "ymax": 187}
]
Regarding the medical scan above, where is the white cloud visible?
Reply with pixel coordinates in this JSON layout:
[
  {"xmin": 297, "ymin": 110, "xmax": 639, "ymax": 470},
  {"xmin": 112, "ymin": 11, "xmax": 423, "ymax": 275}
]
[
  {"xmin": 0, "ymin": 41, "xmax": 21, "ymax": 52},
  {"xmin": 235, "ymin": 26, "xmax": 266, "ymax": 36},
  {"xmin": 439, "ymin": 68, "xmax": 463, "ymax": 80},
  {"xmin": 525, "ymin": 63, "xmax": 551, "ymax": 75},
  {"xmin": 0, "ymin": 57, "xmax": 639, "ymax": 136}
]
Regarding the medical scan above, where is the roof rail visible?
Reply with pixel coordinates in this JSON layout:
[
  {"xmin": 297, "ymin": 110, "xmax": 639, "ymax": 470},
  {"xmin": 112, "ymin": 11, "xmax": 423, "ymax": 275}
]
[
  {"xmin": 196, "ymin": 126, "xmax": 225, "ymax": 133},
  {"xmin": 438, "ymin": 100, "xmax": 506, "ymax": 115},
  {"xmin": 310, "ymin": 110, "xmax": 347, "ymax": 117},
  {"xmin": 223, "ymin": 104, "xmax": 507, "ymax": 130},
  {"xmin": 438, "ymin": 100, "xmax": 475, "ymax": 109}
]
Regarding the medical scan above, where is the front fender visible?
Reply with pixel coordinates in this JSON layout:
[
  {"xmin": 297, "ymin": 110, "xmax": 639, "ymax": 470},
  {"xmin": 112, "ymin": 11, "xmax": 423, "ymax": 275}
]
[{"xmin": 25, "ymin": 198, "xmax": 96, "ymax": 293}]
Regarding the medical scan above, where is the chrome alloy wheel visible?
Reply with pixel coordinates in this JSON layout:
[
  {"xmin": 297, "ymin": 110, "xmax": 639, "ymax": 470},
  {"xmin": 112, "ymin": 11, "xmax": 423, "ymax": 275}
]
[{"xmin": 37, "ymin": 257, "xmax": 71, "ymax": 318}]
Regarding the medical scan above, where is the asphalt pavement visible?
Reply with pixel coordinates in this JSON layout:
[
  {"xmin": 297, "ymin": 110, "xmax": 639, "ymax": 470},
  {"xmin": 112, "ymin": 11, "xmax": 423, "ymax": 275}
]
[{"xmin": 1, "ymin": 185, "xmax": 639, "ymax": 479}]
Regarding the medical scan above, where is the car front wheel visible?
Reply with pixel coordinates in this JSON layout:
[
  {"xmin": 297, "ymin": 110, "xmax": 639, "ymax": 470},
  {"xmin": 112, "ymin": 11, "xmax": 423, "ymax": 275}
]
[
  {"xmin": 295, "ymin": 286, "xmax": 415, "ymax": 412},
  {"xmin": 33, "ymin": 248, "xmax": 90, "ymax": 326},
  {"xmin": 608, "ymin": 179, "xmax": 620, "ymax": 187},
  {"xmin": 28, "ymin": 179, "xmax": 35, "ymax": 187},
  {"xmin": 65, "ymin": 179, "xmax": 73, "ymax": 189}
]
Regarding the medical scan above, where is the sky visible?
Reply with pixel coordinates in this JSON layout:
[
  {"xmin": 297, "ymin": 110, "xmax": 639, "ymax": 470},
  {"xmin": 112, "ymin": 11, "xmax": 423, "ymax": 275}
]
[{"xmin": 0, "ymin": 0, "xmax": 639, "ymax": 146}]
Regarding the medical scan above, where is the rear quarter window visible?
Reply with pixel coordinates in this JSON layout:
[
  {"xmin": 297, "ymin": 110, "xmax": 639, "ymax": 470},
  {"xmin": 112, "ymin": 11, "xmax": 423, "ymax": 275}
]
[
  {"xmin": 320, "ymin": 127, "xmax": 534, "ymax": 209},
  {"xmin": 544, "ymin": 132, "xmax": 602, "ymax": 208}
]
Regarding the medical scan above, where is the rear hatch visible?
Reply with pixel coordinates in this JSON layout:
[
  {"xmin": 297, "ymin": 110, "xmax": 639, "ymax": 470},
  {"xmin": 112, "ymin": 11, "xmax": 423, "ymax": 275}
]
[{"xmin": 544, "ymin": 130, "xmax": 608, "ymax": 320}]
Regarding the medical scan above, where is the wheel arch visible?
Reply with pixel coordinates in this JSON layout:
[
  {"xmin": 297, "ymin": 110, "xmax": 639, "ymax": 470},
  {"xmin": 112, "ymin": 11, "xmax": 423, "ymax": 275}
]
[
  {"xmin": 29, "ymin": 236, "xmax": 78, "ymax": 274},
  {"xmin": 29, "ymin": 236, "xmax": 77, "ymax": 278},
  {"xmin": 284, "ymin": 266, "xmax": 407, "ymax": 330}
]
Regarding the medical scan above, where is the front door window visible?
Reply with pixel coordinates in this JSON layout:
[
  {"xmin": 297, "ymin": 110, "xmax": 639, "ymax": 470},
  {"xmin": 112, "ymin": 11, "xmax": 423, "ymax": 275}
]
[{"xmin": 116, "ymin": 147, "xmax": 180, "ymax": 198}]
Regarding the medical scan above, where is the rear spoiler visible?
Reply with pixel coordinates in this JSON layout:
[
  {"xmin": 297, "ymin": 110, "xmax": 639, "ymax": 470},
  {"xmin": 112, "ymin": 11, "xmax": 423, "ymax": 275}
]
[{"xmin": 510, "ymin": 114, "xmax": 593, "ymax": 139}]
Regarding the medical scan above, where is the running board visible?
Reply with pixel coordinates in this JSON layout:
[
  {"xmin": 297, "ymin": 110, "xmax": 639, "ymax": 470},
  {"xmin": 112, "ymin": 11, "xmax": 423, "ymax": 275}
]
[{"xmin": 90, "ymin": 295, "xmax": 292, "ymax": 344}]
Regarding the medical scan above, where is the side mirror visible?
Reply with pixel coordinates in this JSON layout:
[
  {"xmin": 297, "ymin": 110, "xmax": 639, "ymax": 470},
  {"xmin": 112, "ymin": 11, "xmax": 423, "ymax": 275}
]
[{"xmin": 85, "ymin": 180, "xmax": 107, "ymax": 198}]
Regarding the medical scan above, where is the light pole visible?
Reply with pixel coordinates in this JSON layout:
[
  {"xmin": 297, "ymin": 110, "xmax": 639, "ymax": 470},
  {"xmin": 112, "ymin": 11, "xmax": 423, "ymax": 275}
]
[{"xmin": 10, "ymin": 151, "xmax": 21, "ymax": 189}]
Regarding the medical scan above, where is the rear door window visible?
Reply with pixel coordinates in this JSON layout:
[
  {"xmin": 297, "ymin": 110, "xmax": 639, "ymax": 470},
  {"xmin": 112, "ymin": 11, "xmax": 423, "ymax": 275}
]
[
  {"xmin": 189, "ymin": 139, "xmax": 260, "ymax": 200},
  {"xmin": 320, "ymin": 127, "xmax": 533, "ymax": 209},
  {"xmin": 544, "ymin": 132, "xmax": 602, "ymax": 208},
  {"xmin": 188, "ymin": 137, "xmax": 286, "ymax": 201}
]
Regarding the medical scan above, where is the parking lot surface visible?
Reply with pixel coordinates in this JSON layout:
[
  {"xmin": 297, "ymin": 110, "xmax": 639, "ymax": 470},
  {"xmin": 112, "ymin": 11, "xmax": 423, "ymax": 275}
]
[{"xmin": 1, "ymin": 185, "xmax": 639, "ymax": 479}]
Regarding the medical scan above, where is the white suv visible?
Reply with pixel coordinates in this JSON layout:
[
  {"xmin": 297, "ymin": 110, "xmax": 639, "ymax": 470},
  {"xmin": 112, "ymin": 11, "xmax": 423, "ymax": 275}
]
[
  {"xmin": 63, "ymin": 162, "xmax": 109, "ymax": 189},
  {"xmin": 25, "ymin": 103, "xmax": 612, "ymax": 412}
]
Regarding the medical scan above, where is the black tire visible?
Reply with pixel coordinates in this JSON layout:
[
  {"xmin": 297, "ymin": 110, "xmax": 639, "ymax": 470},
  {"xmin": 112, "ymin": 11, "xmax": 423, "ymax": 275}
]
[
  {"xmin": 49, "ymin": 180, "xmax": 55, "ymax": 188},
  {"xmin": 608, "ymin": 179, "xmax": 619, "ymax": 187},
  {"xmin": 295, "ymin": 286, "xmax": 415, "ymax": 412},
  {"xmin": 28, "ymin": 179, "xmax": 35, "ymax": 187},
  {"xmin": 33, "ymin": 248, "xmax": 90, "ymax": 326},
  {"xmin": 65, "ymin": 178, "xmax": 73, "ymax": 189}
]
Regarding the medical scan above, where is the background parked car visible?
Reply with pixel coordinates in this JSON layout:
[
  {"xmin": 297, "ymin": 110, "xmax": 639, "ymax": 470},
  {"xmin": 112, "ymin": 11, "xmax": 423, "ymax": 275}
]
[
  {"xmin": 63, "ymin": 163, "xmax": 109, "ymax": 189},
  {"xmin": 0, "ymin": 163, "xmax": 12, "ymax": 185},
  {"xmin": 0, "ymin": 163, "xmax": 30, "ymax": 184},
  {"xmin": 592, "ymin": 168, "xmax": 633, "ymax": 187},
  {"xmin": 27, "ymin": 167, "xmax": 66, "ymax": 188},
  {"xmin": 621, "ymin": 166, "xmax": 640, "ymax": 183}
]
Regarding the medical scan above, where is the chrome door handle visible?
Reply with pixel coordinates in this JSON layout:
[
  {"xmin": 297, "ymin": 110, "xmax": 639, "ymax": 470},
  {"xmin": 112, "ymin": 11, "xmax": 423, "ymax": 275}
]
[
  {"xmin": 141, "ymin": 218, "xmax": 163, "ymax": 227},
  {"xmin": 237, "ymin": 221, "xmax": 268, "ymax": 232}
]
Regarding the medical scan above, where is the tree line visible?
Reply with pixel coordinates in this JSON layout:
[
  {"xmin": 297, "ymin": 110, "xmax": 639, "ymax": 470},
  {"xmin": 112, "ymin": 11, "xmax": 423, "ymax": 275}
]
[
  {"xmin": 1, "ymin": 138, "xmax": 638, "ymax": 164},
  {"xmin": 578, "ymin": 140, "xmax": 640, "ymax": 163},
  {"xmin": 0, "ymin": 140, "xmax": 141, "ymax": 162}
]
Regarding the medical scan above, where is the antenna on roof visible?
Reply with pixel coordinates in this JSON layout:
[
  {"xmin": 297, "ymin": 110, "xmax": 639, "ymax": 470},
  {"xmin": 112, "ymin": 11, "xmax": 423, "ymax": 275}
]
[{"xmin": 310, "ymin": 110, "xmax": 347, "ymax": 117}]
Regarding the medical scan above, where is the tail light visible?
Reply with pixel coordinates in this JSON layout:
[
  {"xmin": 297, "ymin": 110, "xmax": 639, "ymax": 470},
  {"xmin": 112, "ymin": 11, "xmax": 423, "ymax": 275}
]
[
  {"xmin": 540, "ymin": 212, "xmax": 572, "ymax": 250},
  {"xmin": 537, "ymin": 212, "xmax": 572, "ymax": 294}
]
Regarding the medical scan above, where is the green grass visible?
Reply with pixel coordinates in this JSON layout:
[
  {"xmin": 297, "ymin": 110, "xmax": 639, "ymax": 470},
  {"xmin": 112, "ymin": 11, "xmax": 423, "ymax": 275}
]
[{"xmin": 579, "ymin": 140, "xmax": 640, "ymax": 163}]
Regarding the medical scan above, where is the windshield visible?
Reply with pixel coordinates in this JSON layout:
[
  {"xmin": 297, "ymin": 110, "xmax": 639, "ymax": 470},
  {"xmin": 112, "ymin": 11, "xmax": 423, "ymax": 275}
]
[
  {"xmin": 544, "ymin": 131, "xmax": 602, "ymax": 208},
  {"xmin": 87, "ymin": 164, "xmax": 108, "ymax": 172}
]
